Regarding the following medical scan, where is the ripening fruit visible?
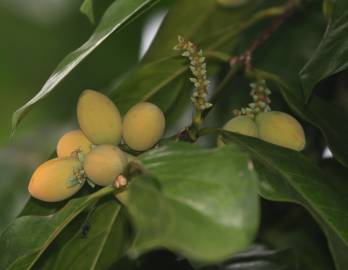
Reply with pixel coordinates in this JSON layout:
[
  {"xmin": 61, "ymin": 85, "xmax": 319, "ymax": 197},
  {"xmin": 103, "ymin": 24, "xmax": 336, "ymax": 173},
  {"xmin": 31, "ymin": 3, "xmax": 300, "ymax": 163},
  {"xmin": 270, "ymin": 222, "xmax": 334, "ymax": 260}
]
[
  {"xmin": 122, "ymin": 102, "xmax": 165, "ymax": 151},
  {"xmin": 255, "ymin": 111, "xmax": 306, "ymax": 151},
  {"xmin": 217, "ymin": 115, "xmax": 258, "ymax": 147},
  {"xmin": 77, "ymin": 89, "xmax": 122, "ymax": 145},
  {"xmin": 28, "ymin": 157, "xmax": 85, "ymax": 202},
  {"xmin": 56, "ymin": 130, "xmax": 92, "ymax": 158},
  {"xmin": 84, "ymin": 145, "xmax": 127, "ymax": 186},
  {"xmin": 217, "ymin": 0, "xmax": 251, "ymax": 7}
]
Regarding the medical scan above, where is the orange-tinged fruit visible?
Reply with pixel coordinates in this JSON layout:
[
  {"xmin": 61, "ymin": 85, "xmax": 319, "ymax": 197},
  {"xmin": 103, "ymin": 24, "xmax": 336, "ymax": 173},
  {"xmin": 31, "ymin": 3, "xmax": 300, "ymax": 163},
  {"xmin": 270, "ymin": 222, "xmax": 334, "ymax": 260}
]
[
  {"xmin": 28, "ymin": 157, "xmax": 85, "ymax": 202},
  {"xmin": 84, "ymin": 145, "xmax": 127, "ymax": 186},
  {"xmin": 56, "ymin": 130, "xmax": 92, "ymax": 158},
  {"xmin": 77, "ymin": 89, "xmax": 122, "ymax": 145},
  {"xmin": 122, "ymin": 102, "xmax": 165, "ymax": 151},
  {"xmin": 218, "ymin": 115, "xmax": 258, "ymax": 147},
  {"xmin": 255, "ymin": 111, "xmax": 306, "ymax": 151}
]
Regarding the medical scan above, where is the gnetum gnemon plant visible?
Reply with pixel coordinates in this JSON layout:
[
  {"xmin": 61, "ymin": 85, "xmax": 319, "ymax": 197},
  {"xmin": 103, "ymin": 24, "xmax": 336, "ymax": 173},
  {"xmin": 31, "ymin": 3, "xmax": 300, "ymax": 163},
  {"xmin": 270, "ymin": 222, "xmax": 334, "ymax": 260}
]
[{"xmin": 2, "ymin": 0, "xmax": 348, "ymax": 269}]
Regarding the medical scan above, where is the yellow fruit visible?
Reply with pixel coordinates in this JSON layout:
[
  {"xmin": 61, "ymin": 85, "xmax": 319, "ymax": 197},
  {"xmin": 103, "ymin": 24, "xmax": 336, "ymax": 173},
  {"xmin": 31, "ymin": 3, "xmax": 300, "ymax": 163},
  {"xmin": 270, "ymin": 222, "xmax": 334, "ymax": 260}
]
[
  {"xmin": 255, "ymin": 111, "xmax": 305, "ymax": 151},
  {"xmin": 84, "ymin": 145, "xmax": 127, "ymax": 186},
  {"xmin": 217, "ymin": 0, "xmax": 251, "ymax": 7},
  {"xmin": 218, "ymin": 115, "xmax": 258, "ymax": 147},
  {"xmin": 28, "ymin": 158, "xmax": 85, "ymax": 202},
  {"xmin": 56, "ymin": 130, "xmax": 92, "ymax": 158},
  {"xmin": 77, "ymin": 89, "xmax": 122, "ymax": 145},
  {"xmin": 122, "ymin": 102, "xmax": 165, "ymax": 151}
]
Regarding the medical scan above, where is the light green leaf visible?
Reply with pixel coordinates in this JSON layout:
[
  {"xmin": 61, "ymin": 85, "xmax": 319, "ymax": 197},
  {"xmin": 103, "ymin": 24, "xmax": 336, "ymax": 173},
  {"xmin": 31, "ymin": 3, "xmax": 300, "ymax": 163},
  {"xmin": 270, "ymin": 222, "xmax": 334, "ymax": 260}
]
[
  {"xmin": 118, "ymin": 143, "xmax": 260, "ymax": 263},
  {"xmin": 12, "ymin": 0, "xmax": 158, "ymax": 132}
]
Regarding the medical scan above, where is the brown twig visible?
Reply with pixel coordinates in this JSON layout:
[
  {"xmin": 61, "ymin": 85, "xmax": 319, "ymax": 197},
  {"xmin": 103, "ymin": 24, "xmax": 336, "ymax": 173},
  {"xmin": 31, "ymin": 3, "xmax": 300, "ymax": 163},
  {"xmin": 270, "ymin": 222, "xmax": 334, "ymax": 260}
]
[{"xmin": 230, "ymin": 0, "xmax": 297, "ymax": 71}]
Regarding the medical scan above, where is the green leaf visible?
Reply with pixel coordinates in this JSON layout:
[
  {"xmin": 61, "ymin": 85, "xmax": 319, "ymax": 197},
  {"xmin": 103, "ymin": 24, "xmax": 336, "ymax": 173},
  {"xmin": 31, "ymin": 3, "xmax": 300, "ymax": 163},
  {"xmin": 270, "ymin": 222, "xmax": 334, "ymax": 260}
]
[
  {"xmin": 0, "ymin": 187, "xmax": 114, "ymax": 270},
  {"xmin": 255, "ymin": 69, "xmax": 348, "ymax": 168},
  {"xmin": 300, "ymin": 10, "xmax": 348, "ymax": 101},
  {"xmin": 80, "ymin": 0, "xmax": 95, "ymax": 24},
  {"xmin": 39, "ymin": 199, "xmax": 132, "ymax": 270},
  {"xmin": 222, "ymin": 132, "xmax": 348, "ymax": 269},
  {"xmin": 109, "ymin": 57, "xmax": 188, "ymax": 114},
  {"xmin": 11, "ymin": 0, "xmax": 158, "ymax": 132},
  {"xmin": 118, "ymin": 143, "xmax": 260, "ymax": 263}
]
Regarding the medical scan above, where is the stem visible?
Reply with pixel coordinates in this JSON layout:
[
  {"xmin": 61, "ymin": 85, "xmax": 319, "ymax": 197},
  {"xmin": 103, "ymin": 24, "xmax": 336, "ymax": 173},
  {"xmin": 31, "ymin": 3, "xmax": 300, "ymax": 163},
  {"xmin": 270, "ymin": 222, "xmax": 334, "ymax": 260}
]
[{"xmin": 230, "ymin": 0, "xmax": 299, "ymax": 70}]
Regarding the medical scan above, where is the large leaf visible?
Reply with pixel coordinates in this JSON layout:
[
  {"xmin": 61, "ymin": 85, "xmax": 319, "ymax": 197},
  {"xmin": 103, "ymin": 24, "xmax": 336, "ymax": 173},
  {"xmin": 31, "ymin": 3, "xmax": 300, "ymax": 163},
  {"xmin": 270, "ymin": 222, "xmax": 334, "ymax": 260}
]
[
  {"xmin": 255, "ymin": 69, "xmax": 348, "ymax": 168},
  {"xmin": 38, "ymin": 199, "xmax": 132, "ymax": 270},
  {"xmin": 300, "ymin": 10, "xmax": 348, "ymax": 101},
  {"xmin": 12, "ymin": 0, "xmax": 158, "ymax": 131},
  {"xmin": 0, "ymin": 186, "xmax": 114, "ymax": 270},
  {"xmin": 118, "ymin": 143, "xmax": 260, "ymax": 263},
  {"xmin": 222, "ymin": 132, "xmax": 348, "ymax": 269}
]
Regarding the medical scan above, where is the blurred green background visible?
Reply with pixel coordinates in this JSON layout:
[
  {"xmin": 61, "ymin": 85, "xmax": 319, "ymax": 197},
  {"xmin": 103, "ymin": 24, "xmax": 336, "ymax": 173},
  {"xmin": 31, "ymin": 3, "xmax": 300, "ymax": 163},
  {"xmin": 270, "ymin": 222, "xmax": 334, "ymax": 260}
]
[{"xmin": 0, "ymin": 0, "xmax": 150, "ymax": 230}]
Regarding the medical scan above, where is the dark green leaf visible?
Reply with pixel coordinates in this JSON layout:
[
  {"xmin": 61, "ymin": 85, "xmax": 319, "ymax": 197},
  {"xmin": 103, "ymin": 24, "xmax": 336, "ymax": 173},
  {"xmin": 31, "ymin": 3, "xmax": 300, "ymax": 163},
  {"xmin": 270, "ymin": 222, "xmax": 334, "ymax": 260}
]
[
  {"xmin": 118, "ymin": 143, "xmax": 259, "ymax": 263},
  {"xmin": 222, "ymin": 132, "xmax": 348, "ymax": 269},
  {"xmin": 40, "ymin": 199, "xmax": 132, "ymax": 270},
  {"xmin": 109, "ymin": 57, "xmax": 188, "ymax": 114},
  {"xmin": 12, "ymin": 0, "xmax": 158, "ymax": 131},
  {"xmin": 300, "ymin": 10, "xmax": 348, "ymax": 101},
  {"xmin": 0, "ymin": 187, "xmax": 114, "ymax": 270}
]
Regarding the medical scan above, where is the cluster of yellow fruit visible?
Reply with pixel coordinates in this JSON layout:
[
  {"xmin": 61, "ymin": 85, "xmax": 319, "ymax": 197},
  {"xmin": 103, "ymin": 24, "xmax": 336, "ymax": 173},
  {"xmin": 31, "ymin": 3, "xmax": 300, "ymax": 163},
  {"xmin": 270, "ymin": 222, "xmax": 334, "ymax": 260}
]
[
  {"xmin": 219, "ymin": 111, "xmax": 306, "ymax": 151},
  {"xmin": 28, "ymin": 90, "xmax": 165, "ymax": 202}
]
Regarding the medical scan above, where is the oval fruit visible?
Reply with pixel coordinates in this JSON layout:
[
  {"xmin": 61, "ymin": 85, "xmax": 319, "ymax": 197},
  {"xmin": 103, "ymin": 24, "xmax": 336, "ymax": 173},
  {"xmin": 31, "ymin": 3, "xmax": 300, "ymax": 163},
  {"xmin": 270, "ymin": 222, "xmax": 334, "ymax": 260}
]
[
  {"xmin": 56, "ymin": 130, "xmax": 92, "ymax": 158},
  {"xmin": 77, "ymin": 89, "xmax": 122, "ymax": 145},
  {"xmin": 217, "ymin": 0, "xmax": 251, "ymax": 7},
  {"xmin": 255, "ymin": 111, "xmax": 305, "ymax": 151},
  {"xmin": 28, "ymin": 158, "xmax": 84, "ymax": 202},
  {"xmin": 84, "ymin": 145, "xmax": 127, "ymax": 186},
  {"xmin": 218, "ymin": 115, "xmax": 258, "ymax": 147},
  {"xmin": 122, "ymin": 102, "xmax": 165, "ymax": 151}
]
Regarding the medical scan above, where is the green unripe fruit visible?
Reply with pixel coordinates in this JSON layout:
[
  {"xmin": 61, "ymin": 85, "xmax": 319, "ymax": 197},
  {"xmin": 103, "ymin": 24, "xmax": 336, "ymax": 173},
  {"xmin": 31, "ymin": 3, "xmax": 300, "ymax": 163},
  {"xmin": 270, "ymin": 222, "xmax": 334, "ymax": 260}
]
[
  {"xmin": 56, "ymin": 130, "xmax": 92, "ymax": 158},
  {"xmin": 77, "ymin": 89, "xmax": 122, "ymax": 145},
  {"xmin": 218, "ymin": 115, "xmax": 258, "ymax": 147},
  {"xmin": 28, "ymin": 158, "xmax": 85, "ymax": 202},
  {"xmin": 217, "ymin": 0, "xmax": 251, "ymax": 8},
  {"xmin": 122, "ymin": 102, "xmax": 165, "ymax": 151},
  {"xmin": 255, "ymin": 111, "xmax": 306, "ymax": 151},
  {"xmin": 84, "ymin": 145, "xmax": 127, "ymax": 186}
]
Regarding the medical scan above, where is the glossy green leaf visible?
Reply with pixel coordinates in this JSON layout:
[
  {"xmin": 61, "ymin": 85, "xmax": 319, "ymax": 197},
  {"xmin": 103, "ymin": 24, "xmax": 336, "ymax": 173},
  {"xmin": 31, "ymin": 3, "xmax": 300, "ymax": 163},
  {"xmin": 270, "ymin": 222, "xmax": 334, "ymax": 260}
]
[
  {"xmin": 255, "ymin": 69, "xmax": 348, "ymax": 168},
  {"xmin": 12, "ymin": 0, "xmax": 158, "ymax": 131},
  {"xmin": 300, "ymin": 10, "xmax": 348, "ymax": 101},
  {"xmin": 39, "ymin": 199, "xmax": 132, "ymax": 270},
  {"xmin": 222, "ymin": 132, "xmax": 348, "ymax": 269},
  {"xmin": 118, "ymin": 143, "xmax": 260, "ymax": 263},
  {"xmin": 0, "ymin": 187, "xmax": 114, "ymax": 270},
  {"xmin": 80, "ymin": 0, "xmax": 95, "ymax": 24}
]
